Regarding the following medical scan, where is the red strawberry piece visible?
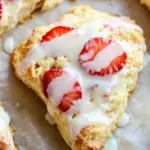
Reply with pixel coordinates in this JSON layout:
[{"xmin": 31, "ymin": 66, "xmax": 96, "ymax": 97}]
[
  {"xmin": 42, "ymin": 69, "xmax": 63, "ymax": 98},
  {"xmin": 58, "ymin": 81, "xmax": 82, "ymax": 112},
  {"xmin": 99, "ymin": 51, "xmax": 127, "ymax": 76},
  {"xmin": 42, "ymin": 69, "xmax": 82, "ymax": 112},
  {"xmin": 0, "ymin": 0, "xmax": 3, "ymax": 20},
  {"xmin": 41, "ymin": 26, "xmax": 74, "ymax": 42},
  {"xmin": 79, "ymin": 37, "xmax": 127, "ymax": 76}
]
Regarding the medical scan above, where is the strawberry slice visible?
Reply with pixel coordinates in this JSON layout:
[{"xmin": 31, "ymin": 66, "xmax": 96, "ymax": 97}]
[
  {"xmin": 42, "ymin": 69, "xmax": 82, "ymax": 112},
  {"xmin": 42, "ymin": 69, "xmax": 63, "ymax": 98},
  {"xmin": 0, "ymin": 0, "xmax": 3, "ymax": 20},
  {"xmin": 79, "ymin": 37, "xmax": 127, "ymax": 76},
  {"xmin": 41, "ymin": 26, "xmax": 74, "ymax": 42},
  {"xmin": 58, "ymin": 81, "xmax": 82, "ymax": 112}
]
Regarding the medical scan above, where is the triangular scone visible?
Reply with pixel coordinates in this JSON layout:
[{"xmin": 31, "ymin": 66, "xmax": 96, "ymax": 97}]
[
  {"xmin": 0, "ymin": 102, "xmax": 17, "ymax": 150},
  {"xmin": 0, "ymin": 0, "xmax": 63, "ymax": 35},
  {"xmin": 141, "ymin": 0, "xmax": 150, "ymax": 10},
  {"xmin": 12, "ymin": 5, "xmax": 146, "ymax": 150}
]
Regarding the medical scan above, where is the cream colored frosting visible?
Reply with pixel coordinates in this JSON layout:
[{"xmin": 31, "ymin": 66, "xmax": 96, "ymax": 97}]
[
  {"xmin": 119, "ymin": 113, "xmax": 130, "ymax": 128},
  {"xmin": 3, "ymin": 36, "xmax": 15, "ymax": 54},
  {"xmin": 104, "ymin": 136, "xmax": 118, "ymax": 150}
]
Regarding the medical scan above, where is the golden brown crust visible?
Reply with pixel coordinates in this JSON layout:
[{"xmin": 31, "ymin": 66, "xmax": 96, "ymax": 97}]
[
  {"xmin": 74, "ymin": 125, "xmax": 111, "ymax": 150},
  {"xmin": 19, "ymin": 14, "xmax": 34, "ymax": 25},
  {"xmin": 35, "ymin": 0, "xmax": 45, "ymax": 10},
  {"xmin": 11, "ymin": 5, "xmax": 146, "ymax": 150},
  {"xmin": 144, "ymin": 3, "xmax": 150, "ymax": 10}
]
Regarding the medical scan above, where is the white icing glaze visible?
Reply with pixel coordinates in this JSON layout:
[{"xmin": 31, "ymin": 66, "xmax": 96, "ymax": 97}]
[
  {"xmin": 0, "ymin": 107, "xmax": 10, "ymax": 131},
  {"xmin": 67, "ymin": 98, "xmax": 110, "ymax": 139},
  {"xmin": 68, "ymin": 109, "xmax": 110, "ymax": 139},
  {"xmin": 3, "ymin": 36, "xmax": 15, "ymax": 54},
  {"xmin": 104, "ymin": 136, "xmax": 118, "ymax": 150},
  {"xmin": 119, "ymin": 113, "xmax": 130, "ymax": 128}
]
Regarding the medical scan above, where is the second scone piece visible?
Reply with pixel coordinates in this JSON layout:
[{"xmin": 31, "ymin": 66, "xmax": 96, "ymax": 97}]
[
  {"xmin": 11, "ymin": 5, "xmax": 146, "ymax": 150},
  {"xmin": 0, "ymin": 102, "xmax": 17, "ymax": 150},
  {"xmin": 0, "ymin": 0, "xmax": 63, "ymax": 35}
]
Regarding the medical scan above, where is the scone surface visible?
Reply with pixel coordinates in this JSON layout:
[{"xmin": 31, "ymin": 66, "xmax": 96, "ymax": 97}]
[{"xmin": 12, "ymin": 5, "xmax": 146, "ymax": 150}]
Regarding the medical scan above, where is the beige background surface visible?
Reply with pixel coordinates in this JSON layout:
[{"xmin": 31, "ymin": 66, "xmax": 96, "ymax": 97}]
[{"xmin": 0, "ymin": 0, "xmax": 150, "ymax": 150}]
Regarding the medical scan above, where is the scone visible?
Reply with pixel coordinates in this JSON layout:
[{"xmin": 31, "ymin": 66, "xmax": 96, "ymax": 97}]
[
  {"xmin": 141, "ymin": 0, "xmax": 150, "ymax": 10},
  {"xmin": 0, "ymin": 0, "xmax": 63, "ymax": 35},
  {"xmin": 0, "ymin": 102, "xmax": 17, "ymax": 150},
  {"xmin": 11, "ymin": 5, "xmax": 146, "ymax": 150}
]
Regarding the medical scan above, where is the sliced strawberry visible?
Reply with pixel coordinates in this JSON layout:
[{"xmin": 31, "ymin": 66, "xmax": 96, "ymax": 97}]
[
  {"xmin": 0, "ymin": 0, "xmax": 3, "ymax": 20},
  {"xmin": 41, "ymin": 26, "xmax": 74, "ymax": 42},
  {"xmin": 42, "ymin": 69, "xmax": 63, "ymax": 98},
  {"xmin": 58, "ymin": 81, "xmax": 82, "ymax": 112},
  {"xmin": 79, "ymin": 37, "xmax": 127, "ymax": 76},
  {"xmin": 99, "ymin": 52, "xmax": 127, "ymax": 76},
  {"xmin": 42, "ymin": 69, "xmax": 82, "ymax": 112}
]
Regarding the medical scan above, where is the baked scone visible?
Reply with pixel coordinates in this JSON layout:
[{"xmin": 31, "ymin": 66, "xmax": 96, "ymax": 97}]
[
  {"xmin": 0, "ymin": 102, "xmax": 17, "ymax": 150},
  {"xmin": 11, "ymin": 5, "xmax": 146, "ymax": 150},
  {"xmin": 141, "ymin": 0, "xmax": 150, "ymax": 10},
  {"xmin": 0, "ymin": 0, "xmax": 63, "ymax": 35}
]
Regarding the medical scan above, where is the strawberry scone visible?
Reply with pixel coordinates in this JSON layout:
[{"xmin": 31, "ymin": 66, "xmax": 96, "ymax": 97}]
[
  {"xmin": 0, "ymin": 102, "xmax": 17, "ymax": 150},
  {"xmin": 11, "ymin": 5, "xmax": 146, "ymax": 150},
  {"xmin": 141, "ymin": 0, "xmax": 150, "ymax": 10},
  {"xmin": 0, "ymin": 0, "xmax": 63, "ymax": 35}
]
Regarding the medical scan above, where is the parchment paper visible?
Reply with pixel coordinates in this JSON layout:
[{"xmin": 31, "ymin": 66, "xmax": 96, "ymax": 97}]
[{"xmin": 0, "ymin": 0, "xmax": 150, "ymax": 150}]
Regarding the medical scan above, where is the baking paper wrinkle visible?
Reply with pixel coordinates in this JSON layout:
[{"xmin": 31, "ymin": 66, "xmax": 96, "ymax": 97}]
[{"xmin": 0, "ymin": 0, "xmax": 150, "ymax": 150}]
